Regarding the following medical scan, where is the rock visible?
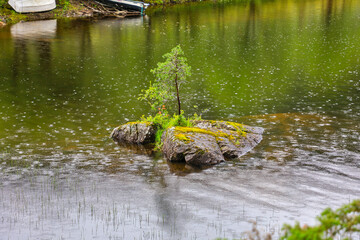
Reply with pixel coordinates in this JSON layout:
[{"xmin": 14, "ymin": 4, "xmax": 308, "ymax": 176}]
[
  {"xmin": 193, "ymin": 120, "xmax": 263, "ymax": 159},
  {"xmin": 162, "ymin": 127, "xmax": 225, "ymax": 166},
  {"xmin": 111, "ymin": 121, "xmax": 156, "ymax": 144},
  {"xmin": 161, "ymin": 120, "xmax": 263, "ymax": 166},
  {"xmin": 111, "ymin": 120, "xmax": 263, "ymax": 166}
]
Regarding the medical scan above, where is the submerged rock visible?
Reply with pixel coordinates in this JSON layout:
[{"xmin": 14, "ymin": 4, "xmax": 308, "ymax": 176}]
[
  {"xmin": 111, "ymin": 120, "xmax": 263, "ymax": 166},
  {"xmin": 111, "ymin": 121, "xmax": 156, "ymax": 144}
]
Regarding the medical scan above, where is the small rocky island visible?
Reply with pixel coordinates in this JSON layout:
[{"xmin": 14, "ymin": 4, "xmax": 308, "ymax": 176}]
[
  {"xmin": 111, "ymin": 46, "xmax": 263, "ymax": 166},
  {"xmin": 111, "ymin": 120, "xmax": 263, "ymax": 166}
]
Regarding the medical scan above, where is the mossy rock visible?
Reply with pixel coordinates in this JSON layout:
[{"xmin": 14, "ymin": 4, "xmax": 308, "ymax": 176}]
[
  {"xmin": 162, "ymin": 126, "xmax": 225, "ymax": 165},
  {"xmin": 162, "ymin": 120, "xmax": 263, "ymax": 166},
  {"xmin": 111, "ymin": 120, "xmax": 263, "ymax": 166}
]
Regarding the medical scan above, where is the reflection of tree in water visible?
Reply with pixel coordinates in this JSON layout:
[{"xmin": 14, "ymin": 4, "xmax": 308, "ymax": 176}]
[
  {"xmin": 237, "ymin": 0, "xmax": 258, "ymax": 61},
  {"xmin": 8, "ymin": 19, "xmax": 102, "ymax": 115},
  {"xmin": 297, "ymin": 0, "xmax": 307, "ymax": 29},
  {"xmin": 323, "ymin": 0, "xmax": 347, "ymax": 28},
  {"xmin": 325, "ymin": 0, "xmax": 334, "ymax": 26},
  {"xmin": 103, "ymin": 142, "xmax": 208, "ymax": 235},
  {"xmin": 11, "ymin": 40, "xmax": 28, "ymax": 91},
  {"xmin": 78, "ymin": 21, "xmax": 92, "ymax": 61},
  {"xmin": 151, "ymin": 161, "xmax": 208, "ymax": 235},
  {"xmin": 37, "ymin": 40, "xmax": 52, "ymax": 76},
  {"xmin": 153, "ymin": 174, "xmax": 182, "ymax": 233},
  {"xmin": 144, "ymin": 16, "xmax": 153, "ymax": 65},
  {"xmin": 55, "ymin": 20, "xmax": 95, "ymax": 91},
  {"xmin": 243, "ymin": 0, "xmax": 257, "ymax": 44},
  {"xmin": 216, "ymin": 1, "xmax": 226, "ymax": 46}
]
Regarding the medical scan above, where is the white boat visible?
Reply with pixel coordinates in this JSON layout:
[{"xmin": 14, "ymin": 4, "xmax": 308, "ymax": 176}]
[
  {"xmin": 96, "ymin": 0, "xmax": 149, "ymax": 13},
  {"xmin": 8, "ymin": 0, "xmax": 56, "ymax": 13}
]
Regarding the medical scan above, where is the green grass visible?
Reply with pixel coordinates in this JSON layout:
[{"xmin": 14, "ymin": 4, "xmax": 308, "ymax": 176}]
[
  {"xmin": 0, "ymin": 0, "xmax": 6, "ymax": 8},
  {"xmin": 141, "ymin": 112, "xmax": 201, "ymax": 149}
]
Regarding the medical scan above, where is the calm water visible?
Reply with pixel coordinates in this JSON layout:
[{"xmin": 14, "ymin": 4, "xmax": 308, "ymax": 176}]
[{"xmin": 0, "ymin": 0, "xmax": 360, "ymax": 239}]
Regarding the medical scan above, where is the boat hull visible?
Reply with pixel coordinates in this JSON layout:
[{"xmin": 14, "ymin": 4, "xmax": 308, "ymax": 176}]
[
  {"xmin": 96, "ymin": 0, "xmax": 149, "ymax": 12},
  {"xmin": 8, "ymin": 0, "xmax": 56, "ymax": 13}
]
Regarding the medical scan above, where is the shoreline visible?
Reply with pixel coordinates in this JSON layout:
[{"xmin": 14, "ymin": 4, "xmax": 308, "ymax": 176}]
[{"xmin": 0, "ymin": 0, "xmax": 160, "ymax": 26}]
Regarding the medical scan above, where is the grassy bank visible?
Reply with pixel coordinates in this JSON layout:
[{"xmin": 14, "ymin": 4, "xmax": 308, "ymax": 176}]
[
  {"xmin": 0, "ymin": 0, "xmax": 201, "ymax": 25},
  {"xmin": 0, "ymin": 0, "xmax": 100, "ymax": 24}
]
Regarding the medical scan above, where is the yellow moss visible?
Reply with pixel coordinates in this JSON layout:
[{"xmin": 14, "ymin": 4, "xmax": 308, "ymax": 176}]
[
  {"xmin": 175, "ymin": 124, "xmax": 247, "ymax": 143},
  {"xmin": 126, "ymin": 121, "xmax": 152, "ymax": 126},
  {"xmin": 175, "ymin": 126, "xmax": 217, "ymax": 136},
  {"xmin": 175, "ymin": 127, "xmax": 232, "ymax": 140},
  {"xmin": 200, "ymin": 120, "xmax": 247, "ymax": 137},
  {"xmin": 226, "ymin": 121, "xmax": 247, "ymax": 137},
  {"xmin": 174, "ymin": 133, "xmax": 193, "ymax": 143}
]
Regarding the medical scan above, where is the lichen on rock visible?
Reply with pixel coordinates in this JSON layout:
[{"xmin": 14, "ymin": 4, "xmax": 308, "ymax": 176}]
[
  {"xmin": 162, "ymin": 126, "xmax": 225, "ymax": 165},
  {"xmin": 111, "ymin": 119, "xmax": 263, "ymax": 166},
  {"xmin": 160, "ymin": 120, "xmax": 263, "ymax": 165}
]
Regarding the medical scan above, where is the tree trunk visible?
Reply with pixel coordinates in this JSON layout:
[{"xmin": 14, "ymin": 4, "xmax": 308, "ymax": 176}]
[
  {"xmin": 175, "ymin": 73, "xmax": 181, "ymax": 115},
  {"xmin": 175, "ymin": 55, "xmax": 181, "ymax": 115}
]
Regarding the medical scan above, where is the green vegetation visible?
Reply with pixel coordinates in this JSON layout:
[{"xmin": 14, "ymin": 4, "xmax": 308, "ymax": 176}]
[
  {"xmin": 0, "ymin": 0, "xmax": 79, "ymax": 24},
  {"xmin": 137, "ymin": 46, "xmax": 250, "ymax": 149},
  {"xmin": 0, "ymin": 2, "xmax": 27, "ymax": 24},
  {"xmin": 138, "ymin": 45, "xmax": 197, "ymax": 148},
  {"xmin": 0, "ymin": 0, "xmax": 6, "ymax": 8},
  {"xmin": 141, "ymin": 112, "xmax": 201, "ymax": 149},
  {"xmin": 139, "ymin": 45, "xmax": 191, "ymax": 115},
  {"xmin": 281, "ymin": 200, "xmax": 360, "ymax": 240},
  {"xmin": 58, "ymin": 0, "xmax": 71, "ymax": 11},
  {"xmin": 216, "ymin": 200, "xmax": 360, "ymax": 240}
]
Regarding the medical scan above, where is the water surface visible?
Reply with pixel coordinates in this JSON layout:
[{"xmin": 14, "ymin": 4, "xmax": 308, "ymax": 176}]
[{"xmin": 0, "ymin": 0, "xmax": 359, "ymax": 239}]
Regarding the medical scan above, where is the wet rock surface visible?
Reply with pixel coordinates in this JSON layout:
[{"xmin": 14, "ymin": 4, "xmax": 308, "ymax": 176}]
[
  {"xmin": 162, "ymin": 120, "xmax": 263, "ymax": 165},
  {"xmin": 111, "ymin": 122, "xmax": 156, "ymax": 144},
  {"xmin": 111, "ymin": 120, "xmax": 263, "ymax": 166},
  {"xmin": 162, "ymin": 126, "xmax": 225, "ymax": 165}
]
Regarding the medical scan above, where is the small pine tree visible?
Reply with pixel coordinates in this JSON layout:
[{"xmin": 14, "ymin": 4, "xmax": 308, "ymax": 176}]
[{"xmin": 139, "ymin": 45, "xmax": 191, "ymax": 115}]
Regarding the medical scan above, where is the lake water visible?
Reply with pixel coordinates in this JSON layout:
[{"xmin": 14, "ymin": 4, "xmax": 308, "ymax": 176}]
[{"xmin": 0, "ymin": 0, "xmax": 359, "ymax": 239}]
